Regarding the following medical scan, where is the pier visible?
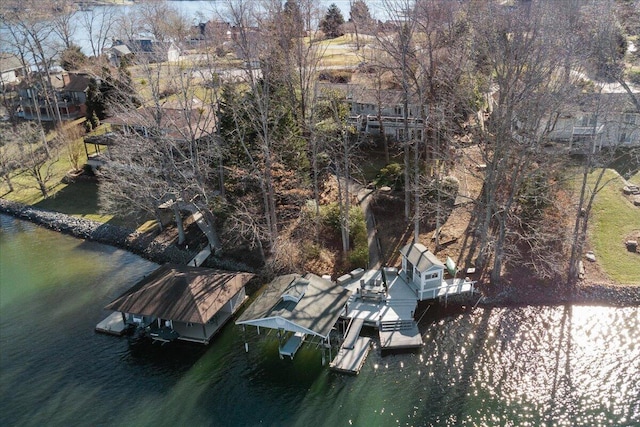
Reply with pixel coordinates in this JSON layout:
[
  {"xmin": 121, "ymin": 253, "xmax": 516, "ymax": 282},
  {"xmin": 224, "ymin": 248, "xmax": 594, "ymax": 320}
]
[
  {"xmin": 329, "ymin": 318, "xmax": 371, "ymax": 374},
  {"xmin": 95, "ymin": 312, "xmax": 128, "ymax": 336}
]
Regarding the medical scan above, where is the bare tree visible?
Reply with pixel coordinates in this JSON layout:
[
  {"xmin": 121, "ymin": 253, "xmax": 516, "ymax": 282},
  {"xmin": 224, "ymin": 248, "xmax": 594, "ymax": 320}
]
[
  {"xmin": 50, "ymin": 0, "xmax": 77, "ymax": 50},
  {"xmin": 13, "ymin": 122, "xmax": 59, "ymax": 198},
  {"xmin": 80, "ymin": 6, "xmax": 117, "ymax": 57},
  {"xmin": 375, "ymin": 0, "xmax": 418, "ymax": 223},
  {"xmin": 470, "ymin": 1, "xmax": 580, "ymax": 284}
]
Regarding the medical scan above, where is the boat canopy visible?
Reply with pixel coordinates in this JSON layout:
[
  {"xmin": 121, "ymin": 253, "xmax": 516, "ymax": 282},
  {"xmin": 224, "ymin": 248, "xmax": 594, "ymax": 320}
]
[{"xmin": 236, "ymin": 274, "xmax": 351, "ymax": 339}]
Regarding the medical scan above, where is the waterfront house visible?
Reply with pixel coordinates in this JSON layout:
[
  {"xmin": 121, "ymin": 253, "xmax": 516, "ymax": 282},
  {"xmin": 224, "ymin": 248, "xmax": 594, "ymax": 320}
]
[
  {"xmin": 236, "ymin": 273, "xmax": 351, "ymax": 359},
  {"xmin": 86, "ymin": 97, "xmax": 216, "ymax": 169},
  {"xmin": 108, "ymin": 39, "xmax": 180, "ymax": 65},
  {"xmin": 17, "ymin": 71, "xmax": 89, "ymax": 121},
  {"xmin": 0, "ymin": 53, "xmax": 26, "ymax": 91},
  {"xmin": 319, "ymin": 83, "xmax": 426, "ymax": 141},
  {"xmin": 105, "ymin": 44, "xmax": 133, "ymax": 68},
  {"xmin": 547, "ymin": 93, "xmax": 640, "ymax": 151},
  {"xmin": 103, "ymin": 264, "xmax": 254, "ymax": 344},
  {"xmin": 103, "ymin": 97, "xmax": 216, "ymax": 142}
]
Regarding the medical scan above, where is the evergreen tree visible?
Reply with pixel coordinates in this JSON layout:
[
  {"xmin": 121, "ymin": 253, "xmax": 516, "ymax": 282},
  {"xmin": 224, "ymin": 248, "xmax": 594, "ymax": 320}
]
[
  {"xmin": 321, "ymin": 4, "xmax": 345, "ymax": 39},
  {"xmin": 349, "ymin": 0, "xmax": 371, "ymax": 24},
  {"xmin": 59, "ymin": 44, "xmax": 87, "ymax": 71}
]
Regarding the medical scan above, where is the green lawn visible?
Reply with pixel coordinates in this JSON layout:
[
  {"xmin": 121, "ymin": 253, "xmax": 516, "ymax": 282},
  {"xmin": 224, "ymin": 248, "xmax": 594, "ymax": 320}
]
[
  {"xmin": 588, "ymin": 169, "xmax": 640, "ymax": 284},
  {"xmin": 0, "ymin": 135, "xmax": 116, "ymax": 223},
  {"xmin": 629, "ymin": 172, "xmax": 640, "ymax": 186}
]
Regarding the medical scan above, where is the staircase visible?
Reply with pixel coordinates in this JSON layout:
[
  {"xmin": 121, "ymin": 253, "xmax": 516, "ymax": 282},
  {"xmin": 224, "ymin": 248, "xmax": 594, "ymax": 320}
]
[{"xmin": 380, "ymin": 319, "xmax": 417, "ymax": 332}]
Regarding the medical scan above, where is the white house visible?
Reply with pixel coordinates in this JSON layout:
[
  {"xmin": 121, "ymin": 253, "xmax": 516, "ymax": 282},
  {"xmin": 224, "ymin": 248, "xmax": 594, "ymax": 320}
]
[
  {"xmin": 0, "ymin": 53, "xmax": 25, "ymax": 91},
  {"xmin": 547, "ymin": 93, "xmax": 640, "ymax": 151},
  {"xmin": 399, "ymin": 242, "xmax": 446, "ymax": 301}
]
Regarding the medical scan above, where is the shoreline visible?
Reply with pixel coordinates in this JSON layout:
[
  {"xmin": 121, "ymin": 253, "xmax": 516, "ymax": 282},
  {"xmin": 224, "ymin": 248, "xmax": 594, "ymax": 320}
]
[
  {"xmin": 2, "ymin": 198, "xmax": 639, "ymax": 307},
  {"xmin": 0, "ymin": 198, "xmax": 193, "ymax": 266}
]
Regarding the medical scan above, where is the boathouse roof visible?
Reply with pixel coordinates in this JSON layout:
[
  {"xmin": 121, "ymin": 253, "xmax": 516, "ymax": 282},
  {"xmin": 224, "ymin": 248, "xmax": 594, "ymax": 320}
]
[
  {"xmin": 236, "ymin": 273, "xmax": 351, "ymax": 339},
  {"xmin": 105, "ymin": 264, "xmax": 254, "ymax": 324},
  {"xmin": 400, "ymin": 243, "xmax": 445, "ymax": 272}
]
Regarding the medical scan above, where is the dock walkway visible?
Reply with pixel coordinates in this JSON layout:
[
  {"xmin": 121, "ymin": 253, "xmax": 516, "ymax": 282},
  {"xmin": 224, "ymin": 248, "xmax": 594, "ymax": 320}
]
[
  {"xmin": 95, "ymin": 312, "xmax": 128, "ymax": 336},
  {"xmin": 329, "ymin": 318, "xmax": 371, "ymax": 374}
]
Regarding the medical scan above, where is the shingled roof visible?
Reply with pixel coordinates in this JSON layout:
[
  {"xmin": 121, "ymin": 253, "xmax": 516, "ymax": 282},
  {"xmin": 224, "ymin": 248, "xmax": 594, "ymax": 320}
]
[
  {"xmin": 236, "ymin": 273, "xmax": 351, "ymax": 339},
  {"xmin": 105, "ymin": 264, "xmax": 254, "ymax": 324}
]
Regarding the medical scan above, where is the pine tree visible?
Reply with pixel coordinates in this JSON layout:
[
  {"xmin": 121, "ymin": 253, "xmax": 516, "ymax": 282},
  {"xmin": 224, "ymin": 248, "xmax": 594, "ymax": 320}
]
[{"xmin": 320, "ymin": 4, "xmax": 345, "ymax": 39}]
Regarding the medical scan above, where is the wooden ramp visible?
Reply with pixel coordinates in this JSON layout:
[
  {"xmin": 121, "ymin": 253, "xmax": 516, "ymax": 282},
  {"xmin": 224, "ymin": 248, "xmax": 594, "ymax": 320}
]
[
  {"xmin": 330, "ymin": 336, "xmax": 372, "ymax": 375},
  {"xmin": 343, "ymin": 318, "xmax": 365, "ymax": 349},
  {"xmin": 330, "ymin": 318, "xmax": 370, "ymax": 374},
  {"xmin": 95, "ymin": 312, "xmax": 128, "ymax": 336}
]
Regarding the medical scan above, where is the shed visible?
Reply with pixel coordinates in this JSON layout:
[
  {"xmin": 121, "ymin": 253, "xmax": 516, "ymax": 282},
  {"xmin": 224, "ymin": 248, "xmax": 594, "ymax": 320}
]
[{"xmin": 399, "ymin": 243, "xmax": 445, "ymax": 300}]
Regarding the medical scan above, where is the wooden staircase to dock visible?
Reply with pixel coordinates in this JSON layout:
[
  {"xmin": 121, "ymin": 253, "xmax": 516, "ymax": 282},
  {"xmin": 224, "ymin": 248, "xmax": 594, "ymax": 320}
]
[
  {"xmin": 378, "ymin": 318, "xmax": 423, "ymax": 350},
  {"xmin": 380, "ymin": 319, "xmax": 417, "ymax": 332}
]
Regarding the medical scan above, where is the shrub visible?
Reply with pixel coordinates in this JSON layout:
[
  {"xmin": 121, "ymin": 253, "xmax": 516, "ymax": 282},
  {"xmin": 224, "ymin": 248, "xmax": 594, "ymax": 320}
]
[
  {"xmin": 348, "ymin": 246, "xmax": 369, "ymax": 269},
  {"xmin": 376, "ymin": 162, "xmax": 403, "ymax": 190},
  {"xmin": 441, "ymin": 175, "xmax": 460, "ymax": 198},
  {"xmin": 629, "ymin": 70, "xmax": 640, "ymax": 86}
]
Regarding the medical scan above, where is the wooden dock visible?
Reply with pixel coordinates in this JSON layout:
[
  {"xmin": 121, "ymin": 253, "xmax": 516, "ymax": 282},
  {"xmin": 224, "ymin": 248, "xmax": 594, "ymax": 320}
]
[
  {"xmin": 330, "ymin": 318, "xmax": 371, "ymax": 374},
  {"xmin": 95, "ymin": 312, "xmax": 128, "ymax": 336},
  {"xmin": 330, "ymin": 336, "xmax": 372, "ymax": 375},
  {"xmin": 379, "ymin": 323, "xmax": 422, "ymax": 350}
]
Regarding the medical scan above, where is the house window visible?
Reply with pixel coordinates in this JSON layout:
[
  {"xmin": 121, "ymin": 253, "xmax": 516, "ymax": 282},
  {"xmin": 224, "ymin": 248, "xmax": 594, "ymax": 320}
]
[
  {"xmin": 394, "ymin": 106, "xmax": 403, "ymax": 116},
  {"xmin": 623, "ymin": 113, "xmax": 637, "ymax": 125},
  {"xmin": 619, "ymin": 132, "xmax": 630, "ymax": 143},
  {"xmin": 430, "ymin": 272, "xmax": 439, "ymax": 279},
  {"xmin": 579, "ymin": 115, "xmax": 597, "ymax": 127}
]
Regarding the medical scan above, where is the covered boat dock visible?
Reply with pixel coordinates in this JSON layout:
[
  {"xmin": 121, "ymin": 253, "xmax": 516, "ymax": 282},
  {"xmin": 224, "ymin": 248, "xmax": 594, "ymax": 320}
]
[
  {"xmin": 236, "ymin": 273, "xmax": 351, "ymax": 360},
  {"xmin": 98, "ymin": 264, "xmax": 254, "ymax": 344}
]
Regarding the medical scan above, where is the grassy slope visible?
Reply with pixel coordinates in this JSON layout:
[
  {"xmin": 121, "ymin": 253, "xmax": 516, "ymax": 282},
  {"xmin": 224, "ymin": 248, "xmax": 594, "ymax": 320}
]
[
  {"xmin": 0, "ymin": 135, "xmax": 115, "ymax": 223},
  {"xmin": 588, "ymin": 169, "xmax": 640, "ymax": 284}
]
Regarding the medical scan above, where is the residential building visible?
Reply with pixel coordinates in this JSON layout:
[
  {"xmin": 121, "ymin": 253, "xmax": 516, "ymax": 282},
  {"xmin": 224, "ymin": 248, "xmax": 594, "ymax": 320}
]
[
  {"xmin": 547, "ymin": 93, "xmax": 640, "ymax": 151},
  {"xmin": 319, "ymin": 83, "xmax": 426, "ymax": 141},
  {"xmin": 16, "ymin": 71, "xmax": 89, "ymax": 121},
  {"xmin": 0, "ymin": 53, "xmax": 26, "ymax": 91}
]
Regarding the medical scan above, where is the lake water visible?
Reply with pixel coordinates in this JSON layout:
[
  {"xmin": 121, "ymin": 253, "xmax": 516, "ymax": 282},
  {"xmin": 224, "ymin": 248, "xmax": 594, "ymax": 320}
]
[
  {"xmin": 1, "ymin": 213, "xmax": 639, "ymax": 426},
  {"xmin": 0, "ymin": 0, "xmax": 389, "ymax": 58}
]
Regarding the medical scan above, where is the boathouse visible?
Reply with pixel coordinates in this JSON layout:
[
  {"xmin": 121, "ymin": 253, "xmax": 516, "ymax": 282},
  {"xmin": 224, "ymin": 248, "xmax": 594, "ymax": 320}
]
[
  {"xmin": 100, "ymin": 264, "xmax": 254, "ymax": 344},
  {"xmin": 236, "ymin": 274, "xmax": 351, "ymax": 360}
]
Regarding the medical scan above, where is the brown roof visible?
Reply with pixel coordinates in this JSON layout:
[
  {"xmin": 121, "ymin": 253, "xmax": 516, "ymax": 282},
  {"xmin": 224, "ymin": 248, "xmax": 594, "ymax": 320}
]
[
  {"xmin": 105, "ymin": 264, "xmax": 254, "ymax": 324},
  {"xmin": 104, "ymin": 100, "xmax": 216, "ymax": 140},
  {"xmin": 64, "ymin": 73, "xmax": 90, "ymax": 92}
]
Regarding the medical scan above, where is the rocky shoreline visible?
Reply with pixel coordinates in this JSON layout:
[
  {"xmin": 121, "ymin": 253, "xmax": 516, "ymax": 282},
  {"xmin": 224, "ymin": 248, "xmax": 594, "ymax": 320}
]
[
  {"xmin": 2, "ymin": 198, "xmax": 639, "ymax": 307},
  {"xmin": 0, "ymin": 199, "xmax": 193, "ymax": 266}
]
